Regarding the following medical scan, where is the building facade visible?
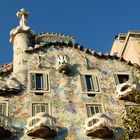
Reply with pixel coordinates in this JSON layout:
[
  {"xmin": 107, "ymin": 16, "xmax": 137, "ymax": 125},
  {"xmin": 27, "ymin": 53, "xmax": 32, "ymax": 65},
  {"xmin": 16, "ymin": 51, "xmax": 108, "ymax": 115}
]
[
  {"xmin": 110, "ymin": 31, "xmax": 140, "ymax": 65},
  {"xmin": 0, "ymin": 9, "xmax": 140, "ymax": 140}
]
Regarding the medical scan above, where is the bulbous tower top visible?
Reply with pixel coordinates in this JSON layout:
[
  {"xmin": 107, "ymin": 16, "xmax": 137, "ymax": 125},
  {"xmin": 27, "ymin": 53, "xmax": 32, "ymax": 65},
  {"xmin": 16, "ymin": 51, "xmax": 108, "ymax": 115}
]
[{"xmin": 10, "ymin": 8, "xmax": 35, "ymax": 44}]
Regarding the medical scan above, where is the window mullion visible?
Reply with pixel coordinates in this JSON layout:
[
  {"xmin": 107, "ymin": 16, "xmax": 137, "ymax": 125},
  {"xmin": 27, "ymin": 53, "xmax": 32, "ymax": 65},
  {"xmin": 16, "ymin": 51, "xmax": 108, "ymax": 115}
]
[
  {"xmin": 114, "ymin": 74, "xmax": 120, "ymax": 85},
  {"xmin": 43, "ymin": 74, "xmax": 48, "ymax": 90}
]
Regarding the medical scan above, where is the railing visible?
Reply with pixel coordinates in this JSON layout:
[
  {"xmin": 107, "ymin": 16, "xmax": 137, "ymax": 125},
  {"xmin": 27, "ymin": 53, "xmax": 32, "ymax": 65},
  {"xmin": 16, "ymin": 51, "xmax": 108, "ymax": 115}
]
[
  {"xmin": 84, "ymin": 113, "xmax": 113, "ymax": 138},
  {"xmin": 0, "ymin": 78, "xmax": 20, "ymax": 94},
  {"xmin": 115, "ymin": 82, "xmax": 140, "ymax": 103},
  {"xmin": 25, "ymin": 112, "xmax": 57, "ymax": 132}
]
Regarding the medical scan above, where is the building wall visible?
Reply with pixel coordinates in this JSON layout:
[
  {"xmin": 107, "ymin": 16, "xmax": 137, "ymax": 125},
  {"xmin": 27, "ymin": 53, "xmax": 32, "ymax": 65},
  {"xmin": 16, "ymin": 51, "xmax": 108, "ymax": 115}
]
[
  {"xmin": 1, "ymin": 45, "xmax": 139, "ymax": 140},
  {"xmin": 110, "ymin": 32, "xmax": 140, "ymax": 65},
  {"xmin": 122, "ymin": 37, "xmax": 140, "ymax": 65},
  {"xmin": 110, "ymin": 35, "xmax": 126, "ymax": 57}
]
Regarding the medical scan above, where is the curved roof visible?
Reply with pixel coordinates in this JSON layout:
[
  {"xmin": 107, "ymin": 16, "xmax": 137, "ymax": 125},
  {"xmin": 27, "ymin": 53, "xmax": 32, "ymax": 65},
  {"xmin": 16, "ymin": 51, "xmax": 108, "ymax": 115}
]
[{"xmin": 0, "ymin": 32, "xmax": 140, "ymax": 74}]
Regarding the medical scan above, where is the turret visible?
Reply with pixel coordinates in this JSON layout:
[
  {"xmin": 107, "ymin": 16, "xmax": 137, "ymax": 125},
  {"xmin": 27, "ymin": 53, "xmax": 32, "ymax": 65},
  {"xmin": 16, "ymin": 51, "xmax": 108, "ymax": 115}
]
[{"xmin": 10, "ymin": 9, "xmax": 35, "ymax": 85}]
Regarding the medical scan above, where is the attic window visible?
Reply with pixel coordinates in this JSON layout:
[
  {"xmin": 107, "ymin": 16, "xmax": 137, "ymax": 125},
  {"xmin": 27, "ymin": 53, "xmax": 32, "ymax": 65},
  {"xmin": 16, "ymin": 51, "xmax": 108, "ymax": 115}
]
[
  {"xmin": 117, "ymin": 74, "xmax": 129, "ymax": 83},
  {"xmin": 114, "ymin": 73, "xmax": 139, "ymax": 89}
]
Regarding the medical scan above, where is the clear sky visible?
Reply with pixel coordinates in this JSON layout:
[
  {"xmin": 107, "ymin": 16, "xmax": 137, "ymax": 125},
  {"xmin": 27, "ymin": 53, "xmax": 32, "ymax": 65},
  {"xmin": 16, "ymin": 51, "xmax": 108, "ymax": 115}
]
[{"xmin": 0, "ymin": 0, "xmax": 140, "ymax": 65}]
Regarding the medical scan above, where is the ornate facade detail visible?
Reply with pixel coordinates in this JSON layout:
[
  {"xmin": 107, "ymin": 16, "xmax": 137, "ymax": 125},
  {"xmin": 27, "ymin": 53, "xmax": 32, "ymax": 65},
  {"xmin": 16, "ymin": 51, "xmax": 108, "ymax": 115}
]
[
  {"xmin": 56, "ymin": 54, "xmax": 71, "ymax": 74},
  {"xmin": 84, "ymin": 113, "xmax": 113, "ymax": 138}
]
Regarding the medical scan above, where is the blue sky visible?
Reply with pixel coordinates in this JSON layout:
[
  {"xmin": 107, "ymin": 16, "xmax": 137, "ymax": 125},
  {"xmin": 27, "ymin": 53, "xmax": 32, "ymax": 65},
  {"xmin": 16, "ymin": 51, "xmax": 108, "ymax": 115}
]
[{"xmin": 0, "ymin": 0, "xmax": 140, "ymax": 65}]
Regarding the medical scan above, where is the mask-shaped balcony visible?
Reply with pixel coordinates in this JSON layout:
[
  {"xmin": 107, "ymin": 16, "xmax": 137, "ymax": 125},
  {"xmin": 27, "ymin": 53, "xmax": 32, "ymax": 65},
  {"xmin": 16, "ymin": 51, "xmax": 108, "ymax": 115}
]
[
  {"xmin": 56, "ymin": 54, "xmax": 71, "ymax": 74},
  {"xmin": 0, "ymin": 77, "xmax": 20, "ymax": 94},
  {"xmin": 115, "ymin": 83, "xmax": 139, "ymax": 103},
  {"xmin": 0, "ymin": 114, "xmax": 14, "ymax": 138},
  {"xmin": 84, "ymin": 113, "xmax": 113, "ymax": 138},
  {"xmin": 25, "ymin": 112, "xmax": 57, "ymax": 139}
]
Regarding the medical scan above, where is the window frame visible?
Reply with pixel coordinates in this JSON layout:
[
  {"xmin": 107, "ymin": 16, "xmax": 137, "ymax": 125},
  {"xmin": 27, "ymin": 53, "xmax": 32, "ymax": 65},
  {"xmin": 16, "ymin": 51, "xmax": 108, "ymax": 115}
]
[
  {"xmin": 31, "ymin": 102, "xmax": 51, "ymax": 116},
  {"xmin": 113, "ymin": 72, "xmax": 139, "ymax": 86},
  {"xmin": 0, "ymin": 101, "xmax": 9, "ymax": 116},
  {"xmin": 28, "ymin": 71, "xmax": 50, "ymax": 93},
  {"xmin": 86, "ymin": 104, "xmax": 104, "ymax": 117},
  {"xmin": 80, "ymin": 72, "xmax": 101, "ymax": 94}
]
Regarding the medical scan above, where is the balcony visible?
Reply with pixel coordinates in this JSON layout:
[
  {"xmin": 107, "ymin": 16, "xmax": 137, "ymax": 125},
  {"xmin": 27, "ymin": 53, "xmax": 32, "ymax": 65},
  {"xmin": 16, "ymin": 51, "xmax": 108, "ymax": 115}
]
[
  {"xmin": 0, "ymin": 114, "xmax": 14, "ymax": 138},
  {"xmin": 25, "ymin": 112, "xmax": 57, "ymax": 139},
  {"xmin": 0, "ymin": 77, "xmax": 20, "ymax": 94},
  {"xmin": 56, "ymin": 54, "xmax": 71, "ymax": 74},
  {"xmin": 115, "ymin": 82, "xmax": 140, "ymax": 103},
  {"xmin": 84, "ymin": 113, "xmax": 113, "ymax": 138}
]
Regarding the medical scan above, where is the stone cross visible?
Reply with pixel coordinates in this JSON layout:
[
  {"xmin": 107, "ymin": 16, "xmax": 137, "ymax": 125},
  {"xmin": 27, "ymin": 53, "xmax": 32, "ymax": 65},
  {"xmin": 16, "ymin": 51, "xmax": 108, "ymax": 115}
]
[{"xmin": 16, "ymin": 8, "xmax": 29, "ymax": 27}]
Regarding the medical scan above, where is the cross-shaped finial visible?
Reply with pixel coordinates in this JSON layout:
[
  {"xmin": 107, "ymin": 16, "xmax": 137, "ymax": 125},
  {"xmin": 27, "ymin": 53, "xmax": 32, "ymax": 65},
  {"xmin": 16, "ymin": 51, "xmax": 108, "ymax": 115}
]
[{"xmin": 16, "ymin": 8, "xmax": 29, "ymax": 27}]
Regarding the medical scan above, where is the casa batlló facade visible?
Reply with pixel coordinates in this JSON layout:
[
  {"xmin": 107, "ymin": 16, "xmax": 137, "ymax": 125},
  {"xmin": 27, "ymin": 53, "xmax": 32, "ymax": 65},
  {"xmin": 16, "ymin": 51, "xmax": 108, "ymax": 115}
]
[{"xmin": 0, "ymin": 9, "xmax": 140, "ymax": 140}]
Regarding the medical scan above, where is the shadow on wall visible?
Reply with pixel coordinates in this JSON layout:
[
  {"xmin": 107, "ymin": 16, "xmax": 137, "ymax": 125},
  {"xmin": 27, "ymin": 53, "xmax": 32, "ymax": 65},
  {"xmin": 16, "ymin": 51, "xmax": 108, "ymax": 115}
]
[
  {"xmin": 17, "ymin": 127, "xmax": 68, "ymax": 140},
  {"xmin": 64, "ymin": 64, "xmax": 79, "ymax": 77}
]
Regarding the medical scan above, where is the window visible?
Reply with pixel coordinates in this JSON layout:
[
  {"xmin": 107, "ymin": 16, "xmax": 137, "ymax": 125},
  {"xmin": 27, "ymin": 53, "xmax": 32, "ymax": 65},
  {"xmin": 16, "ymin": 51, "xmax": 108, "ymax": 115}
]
[
  {"xmin": 86, "ymin": 104, "xmax": 102, "ymax": 117},
  {"xmin": 32, "ymin": 103, "xmax": 49, "ymax": 116},
  {"xmin": 114, "ymin": 73, "xmax": 139, "ymax": 86},
  {"xmin": 80, "ymin": 74, "xmax": 100, "ymax": 93},
  {"xmin": 0, "ymin": 103, "xmax": 7, "ymax": 115},
  {"xmin": 30, "ymin": 72, "xmax": 49, "ymax": 91},
  {"xmin": 0, "ymin": 102, "xmax": 8, "ymax": 124}
]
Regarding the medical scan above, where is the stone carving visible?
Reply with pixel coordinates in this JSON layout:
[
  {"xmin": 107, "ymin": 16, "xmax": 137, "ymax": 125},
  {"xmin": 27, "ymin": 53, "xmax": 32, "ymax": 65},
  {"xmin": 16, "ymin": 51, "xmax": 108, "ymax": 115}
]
[
  {"xmin": 84, "ymin": 113, "xmax": 113, "ymax": 138},
  {"xmin": 25, "ymin": 112, "xmax": 57, "ymax": 138}
]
